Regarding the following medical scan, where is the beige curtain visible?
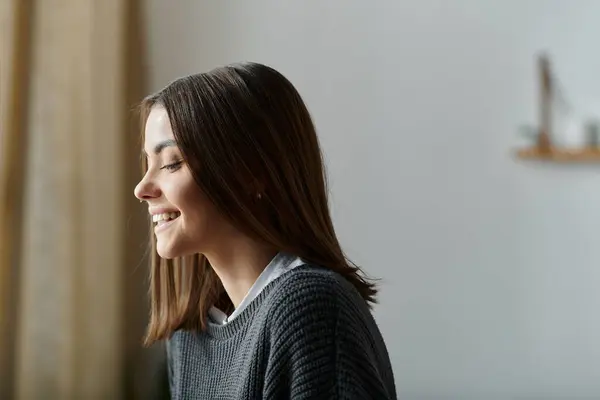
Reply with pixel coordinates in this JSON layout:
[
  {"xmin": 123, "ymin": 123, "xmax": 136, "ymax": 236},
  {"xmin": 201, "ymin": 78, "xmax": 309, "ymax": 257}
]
[
  {"xmin": 0, "ymin": 0, "xmax": 31, "ymax": 397},
  {"xmin": 0, "ymin": 0, "xmax": 162, "ymax": 398}
]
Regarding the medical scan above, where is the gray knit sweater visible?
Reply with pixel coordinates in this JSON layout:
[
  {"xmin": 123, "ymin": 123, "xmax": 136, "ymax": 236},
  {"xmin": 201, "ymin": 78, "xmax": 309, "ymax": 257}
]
[{"xmin": 166, "ymin": 265, "xmax": 397, "ymax": 399}]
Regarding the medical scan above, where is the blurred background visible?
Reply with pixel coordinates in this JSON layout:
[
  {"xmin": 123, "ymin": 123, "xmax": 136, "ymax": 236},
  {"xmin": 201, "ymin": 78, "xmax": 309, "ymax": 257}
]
[{"xmin": 2, "ymin": 0, "xmax": 600, "ymax": 399}]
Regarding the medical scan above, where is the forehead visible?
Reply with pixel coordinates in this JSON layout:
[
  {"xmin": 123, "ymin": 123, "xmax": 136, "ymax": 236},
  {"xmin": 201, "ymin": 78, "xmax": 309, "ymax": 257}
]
[{"xmin": 144, "ymin": 106, "xmax": 174, "ymax": 147}]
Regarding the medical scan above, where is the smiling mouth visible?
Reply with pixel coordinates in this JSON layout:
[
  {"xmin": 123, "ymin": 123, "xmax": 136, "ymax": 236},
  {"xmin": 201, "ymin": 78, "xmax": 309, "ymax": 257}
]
[{"xmin": 152, "ymin": 212, "xmax": 181, "ymax": 226}]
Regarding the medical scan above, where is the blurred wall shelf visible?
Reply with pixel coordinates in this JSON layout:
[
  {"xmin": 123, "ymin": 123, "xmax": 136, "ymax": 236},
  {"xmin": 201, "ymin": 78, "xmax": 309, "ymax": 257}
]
[
  {"xmin": 515, "ymin": 147, "xmax": 600, "ymax": 163},
  {"xmin": 515, "ymin": 53, "xmax": 600, "ymax": 164}
]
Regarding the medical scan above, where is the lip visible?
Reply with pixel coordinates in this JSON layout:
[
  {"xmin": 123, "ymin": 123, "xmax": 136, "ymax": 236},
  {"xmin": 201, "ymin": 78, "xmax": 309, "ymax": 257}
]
[
  {"xmin": 154, "ymin": 217, "xmax": 179, "ymax": 234},
  {"xmin": 149, "ymin": 207, "xmax": 180, "ymax": 216}
]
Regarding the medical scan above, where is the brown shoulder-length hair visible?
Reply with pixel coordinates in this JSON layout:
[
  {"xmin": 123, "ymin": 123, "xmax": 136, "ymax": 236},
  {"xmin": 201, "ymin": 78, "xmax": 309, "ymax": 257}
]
[{"xmin": 139, "ymin": 62, "xmax": 377, "ymax": 346}]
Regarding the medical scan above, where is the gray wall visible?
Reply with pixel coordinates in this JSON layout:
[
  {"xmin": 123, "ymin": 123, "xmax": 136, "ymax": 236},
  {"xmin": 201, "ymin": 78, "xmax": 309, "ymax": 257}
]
[{"xmin": 143, "ymin": 1, "xmax": 600, "ymax": 398}]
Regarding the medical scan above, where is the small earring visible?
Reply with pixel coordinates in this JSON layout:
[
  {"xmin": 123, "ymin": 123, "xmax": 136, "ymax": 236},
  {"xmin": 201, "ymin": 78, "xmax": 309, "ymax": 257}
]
[
  {"xmin": 257, "ymin": 193, "xmax": 262, "ymax": 200},
  {"xmin": 139, "ymin": 200, "xmax": 143, "ymax": 203}
]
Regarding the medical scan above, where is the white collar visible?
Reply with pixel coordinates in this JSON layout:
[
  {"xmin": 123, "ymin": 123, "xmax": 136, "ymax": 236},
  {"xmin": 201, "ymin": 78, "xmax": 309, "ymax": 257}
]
[{"xmin": 209, "ymin": 252, "xmax": 305, "ymax": 325}]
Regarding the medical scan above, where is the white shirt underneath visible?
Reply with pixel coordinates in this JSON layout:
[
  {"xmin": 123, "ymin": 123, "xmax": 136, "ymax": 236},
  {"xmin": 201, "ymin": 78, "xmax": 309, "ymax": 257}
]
[{"xmin": 209, "ymin": 252, "xmax": 305, "ymax": 325}]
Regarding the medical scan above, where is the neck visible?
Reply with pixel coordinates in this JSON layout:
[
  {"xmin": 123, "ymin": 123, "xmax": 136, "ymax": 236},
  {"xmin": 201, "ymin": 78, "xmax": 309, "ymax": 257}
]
[{"xmin": 204, "ymin": 236, "xmax": 277, "ymax": 309}]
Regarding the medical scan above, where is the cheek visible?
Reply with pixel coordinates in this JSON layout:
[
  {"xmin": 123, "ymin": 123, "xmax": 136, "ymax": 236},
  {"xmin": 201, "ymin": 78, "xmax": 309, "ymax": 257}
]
[
  {"xmin": 166, "ymin": 169, "xmax": 229, "ymax": 240},
  {"xmin": 181, "ymin": 191, "xmax": 211, "ymax": 224},
  {"xmin": 170, "ymin": 185, "xmax": 203, "ymax": 210},
  {"xmin": 163, "ymin": 169, "xmax": 203, "ymax": 209},
  {"xmin": 169, "ymin": 178, "xmax": 215, "ymax": 225}
]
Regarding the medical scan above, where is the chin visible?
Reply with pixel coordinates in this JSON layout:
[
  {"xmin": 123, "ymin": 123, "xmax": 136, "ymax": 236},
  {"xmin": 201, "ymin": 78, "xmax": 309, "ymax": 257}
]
[
  {"xmin": 156, "ymin": 247, "xmax": 178, "ymax": 260},
  {"xmin": 156, "ymin": 240, "xmax": 199, "ymax": 260},
  {"xmin": 156, "ymin": 241, "xmax": 184, "ymax": 259}
]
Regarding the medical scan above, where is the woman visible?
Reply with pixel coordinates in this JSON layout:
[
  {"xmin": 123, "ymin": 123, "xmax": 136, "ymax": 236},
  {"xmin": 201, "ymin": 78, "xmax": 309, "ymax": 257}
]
[{"xmin": 134, "ymin": 62, "xmax": 396, "ymax": 399}]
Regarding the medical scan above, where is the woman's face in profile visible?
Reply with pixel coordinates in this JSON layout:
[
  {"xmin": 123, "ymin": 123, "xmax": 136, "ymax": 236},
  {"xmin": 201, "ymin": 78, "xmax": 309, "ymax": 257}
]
[{"xmin": 134, "ymin": 106, "xmax": 228, "ymax": 259}]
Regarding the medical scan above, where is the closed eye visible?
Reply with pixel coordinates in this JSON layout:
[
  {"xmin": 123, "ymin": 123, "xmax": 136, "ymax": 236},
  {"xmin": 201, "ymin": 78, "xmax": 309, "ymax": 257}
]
[{"xmin": 160, "ymin": 160, "xmax": 183, "ymax": 172}]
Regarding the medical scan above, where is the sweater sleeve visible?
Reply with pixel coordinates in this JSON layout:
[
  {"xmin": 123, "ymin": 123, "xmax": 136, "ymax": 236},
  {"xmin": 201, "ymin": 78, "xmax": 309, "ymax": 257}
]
[{"xmin": 264, "ymin": 275, "xmax": 396, "ymax": 399}]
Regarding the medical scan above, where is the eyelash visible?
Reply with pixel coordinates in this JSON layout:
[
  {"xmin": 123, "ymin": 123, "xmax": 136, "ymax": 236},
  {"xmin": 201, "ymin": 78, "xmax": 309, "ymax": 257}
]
[{"xmin": 160, "ymin": 160, "xmax": 183, "ymax": 172}]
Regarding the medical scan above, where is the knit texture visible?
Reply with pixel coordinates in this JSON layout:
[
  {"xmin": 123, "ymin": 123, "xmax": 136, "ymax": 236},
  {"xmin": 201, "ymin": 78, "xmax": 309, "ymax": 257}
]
[{"xmin": 166, "ymin": 265, "xmax": 397, "ymax": 399}]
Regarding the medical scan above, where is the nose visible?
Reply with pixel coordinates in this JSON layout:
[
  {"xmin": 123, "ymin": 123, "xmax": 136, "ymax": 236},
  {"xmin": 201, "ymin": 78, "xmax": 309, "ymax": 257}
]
[{"xmin": 134, "ymin": 173, "xmax": 161, "ymax": 201}]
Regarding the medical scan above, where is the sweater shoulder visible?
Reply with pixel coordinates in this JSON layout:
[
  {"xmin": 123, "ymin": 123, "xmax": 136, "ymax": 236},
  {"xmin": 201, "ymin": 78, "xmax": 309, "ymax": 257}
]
[
  {"xmin": 271, "ymin": 265, "xmax": 357, "ymax": 300},
  {"xmin": 264, "ymin": 265, "xmax": 369, "ymax": 322},
  {"xmin": 262, "ymin": 266, "xmax": 396, "ymax": 399}
]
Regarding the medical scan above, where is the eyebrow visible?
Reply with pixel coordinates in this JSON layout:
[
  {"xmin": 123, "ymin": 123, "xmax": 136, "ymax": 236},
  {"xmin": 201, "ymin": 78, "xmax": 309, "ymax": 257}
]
[{"xmin": 143, "ymin": 139, "xmax": 177, "ymax": 156}]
